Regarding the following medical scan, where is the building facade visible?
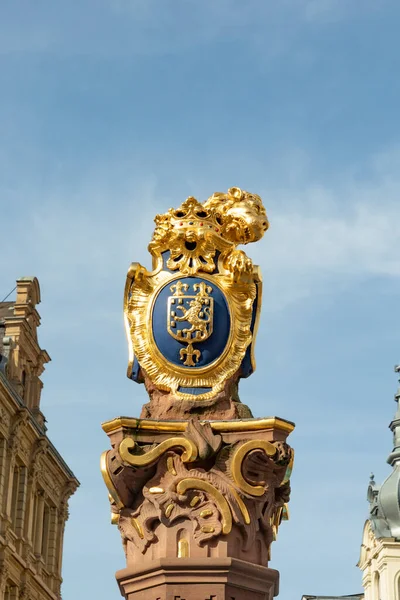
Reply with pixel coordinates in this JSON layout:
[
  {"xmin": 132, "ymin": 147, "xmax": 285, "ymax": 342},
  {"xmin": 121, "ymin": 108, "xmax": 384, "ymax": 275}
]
[
  {"xmin": 358, "ymin": 366, "xmax": 400, "ymax": 600},
  {"xmin": 301, "ymin": 596, "xmax": 363, "ymax": 600},
  {"xmin": 0, "ymin": 277, "xmax": 78, "ymax": 600},
  {"xmin": 301, "ymin": 368, "xmax": 400, "ymax": 600}
]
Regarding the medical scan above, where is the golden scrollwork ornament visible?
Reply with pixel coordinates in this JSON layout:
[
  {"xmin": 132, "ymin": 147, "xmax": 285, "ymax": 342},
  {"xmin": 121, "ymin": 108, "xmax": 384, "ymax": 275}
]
[{"xmin": 124, "ymin": 187, "xmax": 269, "ymax": 401}]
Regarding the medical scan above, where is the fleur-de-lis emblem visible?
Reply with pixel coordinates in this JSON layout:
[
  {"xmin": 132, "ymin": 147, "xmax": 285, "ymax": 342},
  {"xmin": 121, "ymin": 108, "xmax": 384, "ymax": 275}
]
[{"xmin": 170, "ymin": 281, "xmax": 189, "ymax": 296}]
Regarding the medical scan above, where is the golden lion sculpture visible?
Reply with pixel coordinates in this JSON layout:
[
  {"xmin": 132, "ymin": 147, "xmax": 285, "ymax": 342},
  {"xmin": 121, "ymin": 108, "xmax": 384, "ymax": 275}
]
[{"xmin": 148, "ymin": 187, "xmax": 268, "ymax": 279}]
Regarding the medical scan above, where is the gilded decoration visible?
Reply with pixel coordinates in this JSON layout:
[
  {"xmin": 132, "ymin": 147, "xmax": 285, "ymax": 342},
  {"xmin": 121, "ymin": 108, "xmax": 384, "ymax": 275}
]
[
  {"xmin": 124, "ymin": 187, "xmax": 269, "ymax": 401},
  {"xmin": 101, "ymin": 418, "xmax": 294, "ymax": 561},
  {"xmin": 167, "ymin": 281, "xmax": 214, "ymax": 366},
  {"xmin": 102, "ymin": 415, "xmax": 295, "ymax": 435}
]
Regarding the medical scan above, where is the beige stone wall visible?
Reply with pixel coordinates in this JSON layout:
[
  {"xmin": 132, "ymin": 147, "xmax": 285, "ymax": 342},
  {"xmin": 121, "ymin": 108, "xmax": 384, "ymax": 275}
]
[
  {"xmin": 359, "ymin": 520, "xmax": 400, "ymax": 600},
  {"xmin": 0, "ymin": 278, "xmax": 78, "ymax": 600}
]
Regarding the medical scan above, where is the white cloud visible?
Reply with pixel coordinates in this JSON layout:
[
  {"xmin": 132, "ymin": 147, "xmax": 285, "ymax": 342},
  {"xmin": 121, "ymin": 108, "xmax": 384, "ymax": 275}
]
[
  {"xmin": 246, "ymin": 161, "xmax": 400, "ymax": 311},
  {"xmin": 2, "ymin": 147, "xmax": 400, "ymax": 319}
]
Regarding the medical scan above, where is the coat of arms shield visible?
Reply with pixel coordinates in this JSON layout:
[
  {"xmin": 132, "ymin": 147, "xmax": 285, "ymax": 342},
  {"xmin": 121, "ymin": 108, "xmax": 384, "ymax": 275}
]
[{"xmin": 167, "ymin": 281, "xmax": 214, "ymax": 367}]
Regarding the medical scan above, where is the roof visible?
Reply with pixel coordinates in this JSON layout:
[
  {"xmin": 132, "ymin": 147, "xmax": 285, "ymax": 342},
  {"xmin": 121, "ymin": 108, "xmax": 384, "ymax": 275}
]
[
  {"xmin": 0, "ymin": 293, "xmax": 77, "ymax": 484},
  {"xmin": 0, "ymin": 301, "xmax": 15, "ymax": 320},
  {"xmin": 302, "ymin": 596, "xmax": 363, "ymax": 600}
]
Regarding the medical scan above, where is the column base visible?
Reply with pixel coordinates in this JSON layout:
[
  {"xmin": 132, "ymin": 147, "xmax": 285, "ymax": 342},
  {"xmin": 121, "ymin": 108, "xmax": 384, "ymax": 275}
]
[{"xmin": 117, "ymin": 557, "xmax": 279, "ymax": 600}]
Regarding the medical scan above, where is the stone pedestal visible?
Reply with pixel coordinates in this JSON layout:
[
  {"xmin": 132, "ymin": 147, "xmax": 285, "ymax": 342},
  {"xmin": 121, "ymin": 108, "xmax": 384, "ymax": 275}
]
[
  {"xmin": 101, "ymin": 416, "xmax": 294, "ymax": 600},
  {"xmin": 117, "ymin": 558, "xmax": 279, "ymax": 600}
]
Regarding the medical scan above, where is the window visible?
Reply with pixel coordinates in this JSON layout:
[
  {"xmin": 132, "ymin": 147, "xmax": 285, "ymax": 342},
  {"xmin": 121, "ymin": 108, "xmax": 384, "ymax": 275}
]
[
  {"xmin": 4, "ymin": 582, "xmax": 17, "ymax": 600},
  {"xmin": 10, "ymin": 464, "xmax": 27, "ymax": 535}
]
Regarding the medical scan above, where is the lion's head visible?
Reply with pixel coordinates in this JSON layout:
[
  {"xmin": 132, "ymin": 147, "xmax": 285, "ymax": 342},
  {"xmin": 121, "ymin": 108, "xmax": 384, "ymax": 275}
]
[{"xmin": 203, "ymin": 187, "xmax": 269, "ymax": 245}]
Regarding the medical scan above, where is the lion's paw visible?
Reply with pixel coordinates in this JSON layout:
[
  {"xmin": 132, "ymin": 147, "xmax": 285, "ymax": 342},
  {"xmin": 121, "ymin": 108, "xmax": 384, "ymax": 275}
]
[{"xmin": 224, "ymin": 249, "xmax": 253, "ymax": 277}]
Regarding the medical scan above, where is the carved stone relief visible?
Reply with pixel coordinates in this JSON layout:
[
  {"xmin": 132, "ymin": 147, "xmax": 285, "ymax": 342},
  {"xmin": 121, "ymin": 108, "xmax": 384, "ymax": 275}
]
[{"xmin": 102, "ymin": 419, "xmax": 293, "ymax": 568}]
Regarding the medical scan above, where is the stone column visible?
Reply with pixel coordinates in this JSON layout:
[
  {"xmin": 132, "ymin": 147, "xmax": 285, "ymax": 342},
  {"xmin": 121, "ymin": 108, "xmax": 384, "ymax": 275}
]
[
  {"xmin": 362, "ymin": 570, "xmax": 372, "ymax": 600},
  {"xmin": 0, "ymin": 437, "xmax": 8, "ymax": 526},
  {"xmin": 10, "ymin": 465, "xmax": 19, "ymax": 528},
  {"xmin": 378, "ymin": 566, "xmax": 388, "ymax": 600},
  {"xmin": 24, "ymin": 472, "xmax": 36, "ymax": 551},
  {"xmin": 55, "ymin": 507, "xmax": 67, "ymax": 579},
  {"xmin": 3, "ymin": 447, "xmax": 17, "ymax": 522},
  {"xmin": 41, "ymin": 505, "xmax": 50, "ymax": 567},
  {"xmin": 15, "ymin": 467, "xmax": 28, "ymax": 537},
  {"xmin": 34, "ymin": 491, "xmax": 45, "ymax": 556},
  {"xmin": 47, "ymin": 507, "xmax": 58, "ymax": 573}
]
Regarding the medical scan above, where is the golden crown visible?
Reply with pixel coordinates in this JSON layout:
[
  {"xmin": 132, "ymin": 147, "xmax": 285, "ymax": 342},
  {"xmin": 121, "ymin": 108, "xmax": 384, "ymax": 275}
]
[{"xmin": 168, "ymin": 196, "xmax": 224, "ymax": 237}]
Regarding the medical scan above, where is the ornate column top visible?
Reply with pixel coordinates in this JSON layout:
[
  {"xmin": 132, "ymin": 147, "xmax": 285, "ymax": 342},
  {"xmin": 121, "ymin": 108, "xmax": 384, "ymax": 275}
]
[{"xmin": 102, "ymin": 416, "xmax": 295, "ymax": 435}]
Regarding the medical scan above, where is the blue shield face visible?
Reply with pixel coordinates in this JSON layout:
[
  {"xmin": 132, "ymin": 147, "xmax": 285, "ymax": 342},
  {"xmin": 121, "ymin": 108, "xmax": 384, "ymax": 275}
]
[{"xmin": 152, "ymin": 276, "xmax": 231, "ymax": 368}]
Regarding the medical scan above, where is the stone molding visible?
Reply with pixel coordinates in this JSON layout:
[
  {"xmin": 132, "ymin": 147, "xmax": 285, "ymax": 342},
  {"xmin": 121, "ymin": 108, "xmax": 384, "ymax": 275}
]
[{"xmin": 117, "ymin": 557, "xmax": 279, "ymax": 600}]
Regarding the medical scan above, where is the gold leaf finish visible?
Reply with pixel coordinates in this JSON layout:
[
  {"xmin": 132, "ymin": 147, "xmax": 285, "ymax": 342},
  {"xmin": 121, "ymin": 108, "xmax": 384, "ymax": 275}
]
[
  {"xmin": 131, "ymin": 517, "xmax": 144, "ymax": 539},
  {"xmin": 125, "ymin": 270, "xmax": 256, "ymax": 400},
  {"xmin": 199, "ymin": 509, "xmax": 213, "ymax": 518},
  {"xmin": 149, "ymin": 487, "xmax": 164, "ymax": 494},
  {"xmin": 100, "ymin": 451, "xmax": 124, "ymax": 510},
  {"xmin": 119, "ymin": 437, "xmax": 198, "ymax": 466},
  {"xmin": 231, "ymin": 440, "xmax": 277, "ymax": 496},
  {"xmin": 201, "ymin": 525, "xmax": 215, "ymax": 533},
  {"xmin": 111, "ymin": 513, "xmax": 120, "ymax": 526},
  {"xmin": 176, "ymin": 478, "xmax": 233, "ymax": 534},
  {"xmin": 167, "ymin": 456, "xmax": 177, "ymax": 475},
  {"xmin": 177, "ymin": 538, "xmax": 189, "ymax": 558},
  {"xmin": 281, "ymin": 449, "xmax": 295, "ymax": 485},
  {"xmin": 124, "ymin": 187, "xmax": 268, "ymax": 401},
  {"xmin": 229, "ymin": 487, "xmax": 251, "ymax": 525},
  {"xmin": 102, "ymin": 416, "xmax": 295, "ymax": 435}
]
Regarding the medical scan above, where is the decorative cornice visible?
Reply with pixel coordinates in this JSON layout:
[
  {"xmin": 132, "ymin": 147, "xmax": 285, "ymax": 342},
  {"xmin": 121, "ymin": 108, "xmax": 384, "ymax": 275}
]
[{"xmin": 102, "ymin": 416, "xmax": 295, "ymax": 435}]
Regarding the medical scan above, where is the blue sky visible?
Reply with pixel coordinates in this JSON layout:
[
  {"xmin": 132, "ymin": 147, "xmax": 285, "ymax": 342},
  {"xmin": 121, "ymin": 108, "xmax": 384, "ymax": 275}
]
[{"xmin": 1, "ymin": 1, "xmax": 400, "ymax": 598}]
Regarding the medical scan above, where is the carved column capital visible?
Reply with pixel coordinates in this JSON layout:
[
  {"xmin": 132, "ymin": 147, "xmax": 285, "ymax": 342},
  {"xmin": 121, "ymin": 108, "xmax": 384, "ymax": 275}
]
[{"xmin": 102, "ymin": 417, "xmax": 294, "ymax": 568}]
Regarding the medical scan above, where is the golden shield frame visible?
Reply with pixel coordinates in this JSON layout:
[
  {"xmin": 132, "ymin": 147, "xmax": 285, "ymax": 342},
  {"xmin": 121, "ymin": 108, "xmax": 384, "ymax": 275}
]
[{"xmin": 124, "ymin": 264, "xmax": 261, "ymax": 401}]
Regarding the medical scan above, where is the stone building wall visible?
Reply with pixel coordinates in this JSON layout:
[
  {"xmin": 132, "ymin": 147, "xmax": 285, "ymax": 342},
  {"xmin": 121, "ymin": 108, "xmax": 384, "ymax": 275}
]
[{"xmin": 0, "ymin": 278, "xmax": 78, "ymax": 600}]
